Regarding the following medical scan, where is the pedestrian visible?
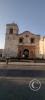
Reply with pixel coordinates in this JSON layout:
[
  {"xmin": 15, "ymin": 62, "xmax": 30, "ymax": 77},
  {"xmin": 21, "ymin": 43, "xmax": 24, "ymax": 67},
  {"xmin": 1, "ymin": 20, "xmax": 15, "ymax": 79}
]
[{"xmin": 6, "ymin": 57, "xmax": 9, "ymax": 65}]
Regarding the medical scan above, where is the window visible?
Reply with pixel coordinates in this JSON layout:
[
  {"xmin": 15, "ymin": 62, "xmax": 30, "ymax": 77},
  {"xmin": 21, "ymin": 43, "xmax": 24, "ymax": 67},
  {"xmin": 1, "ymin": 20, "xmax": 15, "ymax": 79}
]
[
  {"xmin": 19, "ymin": 37, "xmax": 23, "ymax": 43},
  {"xmin": 25, "ymin": 35, "xmax": 29, "ymax": 37},
  {"xmin": 31, "ymin": 38, "xmax": 34, "ymax": 43},
  {"xmin": 9, "ymin": 28, "xmax": 13, "ymax": 34}
]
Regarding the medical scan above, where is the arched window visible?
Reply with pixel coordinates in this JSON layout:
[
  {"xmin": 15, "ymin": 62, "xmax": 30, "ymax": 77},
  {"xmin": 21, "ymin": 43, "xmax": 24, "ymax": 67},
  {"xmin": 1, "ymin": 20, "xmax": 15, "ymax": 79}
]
[{"xmin": 9, "ymin": 28, "xmax": 13, "ymax": 34}]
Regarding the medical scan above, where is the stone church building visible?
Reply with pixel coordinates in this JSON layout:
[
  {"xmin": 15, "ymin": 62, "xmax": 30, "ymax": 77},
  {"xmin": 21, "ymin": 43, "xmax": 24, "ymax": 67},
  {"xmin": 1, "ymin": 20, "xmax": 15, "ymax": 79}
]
[{"xmin": 3, "ymin": 23, "xmax": 45, "ymax": 59}]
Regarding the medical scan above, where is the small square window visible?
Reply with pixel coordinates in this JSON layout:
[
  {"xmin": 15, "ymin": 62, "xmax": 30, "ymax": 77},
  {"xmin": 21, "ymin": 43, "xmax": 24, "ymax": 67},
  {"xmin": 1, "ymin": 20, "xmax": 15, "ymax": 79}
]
[{"xmin": 25, "ymin": 35, "xmax": 29, "ymax": 37}]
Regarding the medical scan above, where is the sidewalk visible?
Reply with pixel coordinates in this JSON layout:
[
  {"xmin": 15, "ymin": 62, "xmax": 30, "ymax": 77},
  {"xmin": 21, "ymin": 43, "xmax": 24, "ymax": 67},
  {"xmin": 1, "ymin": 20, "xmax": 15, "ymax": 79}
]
[
  {"xmin": 0, "ymin": 62, "xmax": 45, "ymax": 70},
  {"xmin": 0, "ymin": 61, "xmax": 45, "ymax": 65}
]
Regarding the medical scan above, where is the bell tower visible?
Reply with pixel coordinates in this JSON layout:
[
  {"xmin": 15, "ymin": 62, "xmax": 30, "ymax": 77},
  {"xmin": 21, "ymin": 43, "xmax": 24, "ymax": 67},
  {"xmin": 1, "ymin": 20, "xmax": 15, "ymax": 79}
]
[
  {"xmin": 6, "ymin": 23, "xmax": 19, "ymax": 35},
  {"xmin": 4, "ymin": 23, "xmax": 19, "ymax": 57}
]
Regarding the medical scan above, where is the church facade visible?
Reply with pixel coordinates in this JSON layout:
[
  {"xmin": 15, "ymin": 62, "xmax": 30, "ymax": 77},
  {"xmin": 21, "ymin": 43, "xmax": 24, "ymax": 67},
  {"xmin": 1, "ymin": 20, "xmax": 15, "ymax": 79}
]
[{"xmin": 3, "ymin": 23, "xmax": 45, "ymax": 59}]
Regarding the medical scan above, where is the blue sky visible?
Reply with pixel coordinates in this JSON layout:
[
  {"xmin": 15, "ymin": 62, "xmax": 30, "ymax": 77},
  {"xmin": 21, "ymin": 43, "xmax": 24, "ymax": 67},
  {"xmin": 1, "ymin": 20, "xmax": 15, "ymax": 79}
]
[{"xmin": 0, "ymin": 0, "xmax": 45, "ymax": 48}]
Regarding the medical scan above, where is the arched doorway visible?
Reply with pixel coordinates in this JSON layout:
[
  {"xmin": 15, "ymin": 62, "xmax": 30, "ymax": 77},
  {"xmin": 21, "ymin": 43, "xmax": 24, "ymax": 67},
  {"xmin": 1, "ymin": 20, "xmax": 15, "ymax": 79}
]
[{"xmin": 23, "ymin": 49, "xmax": 29, "ymax": 58}]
